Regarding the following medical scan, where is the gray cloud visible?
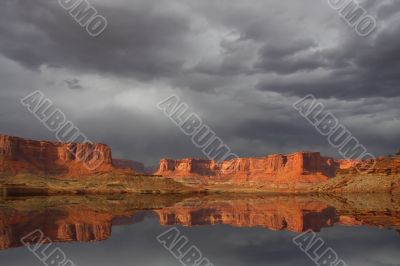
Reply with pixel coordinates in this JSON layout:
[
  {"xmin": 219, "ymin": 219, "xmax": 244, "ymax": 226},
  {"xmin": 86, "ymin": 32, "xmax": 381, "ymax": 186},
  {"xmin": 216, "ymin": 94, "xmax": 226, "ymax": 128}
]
[{"xmin": 64, "ymin": 78, "xmax": 83, "ymax": 90}]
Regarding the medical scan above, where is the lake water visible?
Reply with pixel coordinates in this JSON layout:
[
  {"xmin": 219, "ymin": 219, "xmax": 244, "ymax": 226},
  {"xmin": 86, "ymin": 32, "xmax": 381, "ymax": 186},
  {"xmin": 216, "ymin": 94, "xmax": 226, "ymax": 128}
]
[{"xmin": 0, "ymin": 194, "xmax": 399, "ymax": 266}]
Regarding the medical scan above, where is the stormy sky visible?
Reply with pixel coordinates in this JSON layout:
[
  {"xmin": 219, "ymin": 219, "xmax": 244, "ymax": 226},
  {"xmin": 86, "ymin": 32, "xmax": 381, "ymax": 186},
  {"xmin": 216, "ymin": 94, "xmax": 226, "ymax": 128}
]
[{"xmin": 0, "ymin": 0, "xmax": 399, "ymax": 165}]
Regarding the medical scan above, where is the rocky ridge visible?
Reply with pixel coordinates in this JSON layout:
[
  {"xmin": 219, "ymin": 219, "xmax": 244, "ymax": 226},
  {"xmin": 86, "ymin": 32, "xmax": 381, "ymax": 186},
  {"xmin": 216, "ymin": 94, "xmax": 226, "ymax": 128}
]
[{"xmin": 1, "ymin": 133, "xmax": 399, "ymax": 194}]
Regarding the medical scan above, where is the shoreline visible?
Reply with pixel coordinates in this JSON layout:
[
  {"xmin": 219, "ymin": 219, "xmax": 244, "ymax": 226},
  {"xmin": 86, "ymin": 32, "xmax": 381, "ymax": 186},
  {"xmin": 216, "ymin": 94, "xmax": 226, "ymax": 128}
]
[{"xmin": 1, "ymin": 183, "xmax": 399, "ymax": 197}]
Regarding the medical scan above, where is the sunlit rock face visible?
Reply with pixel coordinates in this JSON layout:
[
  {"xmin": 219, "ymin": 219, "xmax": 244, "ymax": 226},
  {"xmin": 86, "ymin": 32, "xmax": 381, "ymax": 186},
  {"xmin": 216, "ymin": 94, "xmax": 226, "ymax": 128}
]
[
  {"xmin": 157, "ymin": 158, "xmax": 219, "ymax": 176},
  {"xmin": 156, "ymin": 152, "xmax": 339, "ymax": 189},
  {"xmin": 336, "ymin": 159, "xmax": 361, "ymax": 170},
  {"xmin": 0, "ymin": 134, "xmax": 113, "ymax": 176},
  {"xmin": 318, "ymin": 155, "xmax": 400, "ymax": 193},
  {"xmin": 338, "ymin": 156, "xmax": 400, "ymax": 176}
]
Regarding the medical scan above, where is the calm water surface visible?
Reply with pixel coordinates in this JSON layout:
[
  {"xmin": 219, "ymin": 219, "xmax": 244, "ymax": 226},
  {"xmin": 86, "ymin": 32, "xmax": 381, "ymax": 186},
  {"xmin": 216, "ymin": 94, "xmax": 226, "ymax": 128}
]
[{"xmin": 0, "ymin": 194, "xmax": 399, "ymax": 266}]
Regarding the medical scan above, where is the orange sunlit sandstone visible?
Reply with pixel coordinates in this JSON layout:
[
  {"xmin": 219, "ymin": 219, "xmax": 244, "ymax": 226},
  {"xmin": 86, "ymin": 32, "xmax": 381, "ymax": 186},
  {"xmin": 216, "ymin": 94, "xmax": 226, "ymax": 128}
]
[{"xmin": 156, "ymin": 153, "xmax": 339, "ymax": 189}]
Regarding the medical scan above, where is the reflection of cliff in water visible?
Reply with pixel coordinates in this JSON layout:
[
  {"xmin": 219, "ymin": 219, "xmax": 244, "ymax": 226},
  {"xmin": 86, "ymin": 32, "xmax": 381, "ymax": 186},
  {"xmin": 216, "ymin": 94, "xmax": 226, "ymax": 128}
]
[
  {"xmin": 0, "ymin": 194, "xmax": 399, "ymax": 251},
  {"xmin": 153, "ymin": 198, "xmax": 337, "ymax": 232}
]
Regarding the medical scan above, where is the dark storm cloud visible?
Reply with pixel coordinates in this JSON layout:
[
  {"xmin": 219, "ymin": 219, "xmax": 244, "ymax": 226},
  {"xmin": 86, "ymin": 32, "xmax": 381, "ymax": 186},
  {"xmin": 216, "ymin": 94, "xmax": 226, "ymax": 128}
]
[
  {"xmin": 0, "ymin": 0, "xmax": 191, "ymax": 80},
  {"xmin": 233, "ymin": 119, "xmax": 323, "ymax": 146},
  {"xmin": 254, "ymin": 39, "xmax": 325, "ymax": 75},
  {"xmin": 257, "ymin": 26, "xmax": 400, "ymax": 99},
  {"xmin": 255, "ymin": 2, "xmax": 400, "ymax": 99}
]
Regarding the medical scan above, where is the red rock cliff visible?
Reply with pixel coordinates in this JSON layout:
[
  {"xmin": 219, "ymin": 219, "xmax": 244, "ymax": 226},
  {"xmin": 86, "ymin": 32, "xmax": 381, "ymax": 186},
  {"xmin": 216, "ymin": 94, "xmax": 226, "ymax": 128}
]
[
  {"xmin": 156, "ymin": 152, "xmax": 339, "ymax": 188},
  {"xmin": 0, "ymin": 134, "xmax": 113, "ymax": 176}
]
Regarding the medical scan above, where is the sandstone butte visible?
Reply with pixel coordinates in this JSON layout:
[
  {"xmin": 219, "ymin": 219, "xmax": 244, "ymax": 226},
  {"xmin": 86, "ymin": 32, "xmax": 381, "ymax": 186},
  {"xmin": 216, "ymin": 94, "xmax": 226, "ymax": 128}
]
[
  {"xmin": 0, "ymin": 134, "xmax": 145, "ymax": 177},
  {"xmin": 0, "ymin": 134, "xmax": 114, "ymax": 177},
  {"xmin": 156, "ymin": 154, "xmax": 400, "ymax": 192}
]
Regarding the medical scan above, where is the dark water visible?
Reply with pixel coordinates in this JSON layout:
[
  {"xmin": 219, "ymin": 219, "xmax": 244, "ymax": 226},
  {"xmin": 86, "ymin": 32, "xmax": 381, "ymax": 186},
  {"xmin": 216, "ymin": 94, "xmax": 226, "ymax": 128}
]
[{"xmin": 0, "ymin": 194, "xmax": 399, "ymax": 266}]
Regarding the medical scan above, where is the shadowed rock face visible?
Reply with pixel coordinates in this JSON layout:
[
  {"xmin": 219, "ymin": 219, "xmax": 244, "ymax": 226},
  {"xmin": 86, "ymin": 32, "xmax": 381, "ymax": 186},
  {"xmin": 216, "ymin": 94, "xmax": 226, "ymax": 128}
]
[
  {"xmin": 156, "ymin": 152, "xmax": 339, "ymax": 188},
  {"xmin": 112, "ymin": 159, "xmax": 145, "ymax": 173},
  {"xmin": 0, "ymin": 134, "xmax": 113, "ymax": 176}
]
